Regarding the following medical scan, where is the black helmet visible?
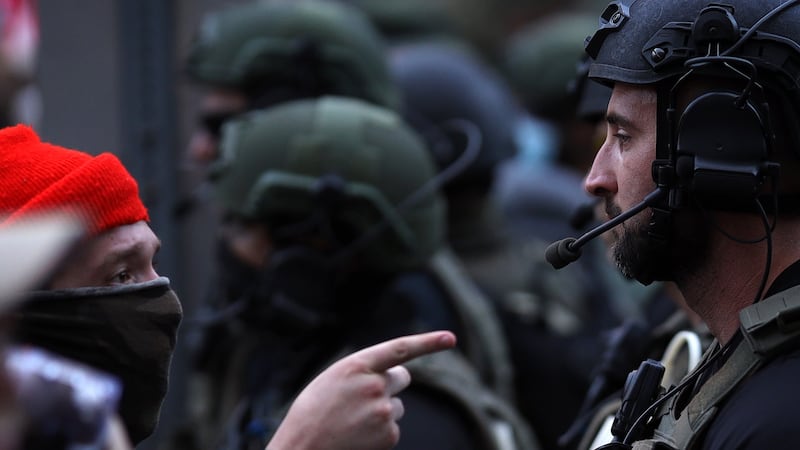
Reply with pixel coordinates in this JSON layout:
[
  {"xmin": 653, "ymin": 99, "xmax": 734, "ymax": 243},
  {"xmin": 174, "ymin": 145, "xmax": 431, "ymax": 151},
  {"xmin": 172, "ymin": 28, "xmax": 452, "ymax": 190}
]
[
  {"xmin": 587, "ymin": 0, "xmax": 800, "ymax": 87},
  {"xmin": 389, "ymin": 42, "xmax": 521, "ymax": 191},
  {"xmin": 586, "ymin": 0, "xmax": 800, "ymax": 212}
]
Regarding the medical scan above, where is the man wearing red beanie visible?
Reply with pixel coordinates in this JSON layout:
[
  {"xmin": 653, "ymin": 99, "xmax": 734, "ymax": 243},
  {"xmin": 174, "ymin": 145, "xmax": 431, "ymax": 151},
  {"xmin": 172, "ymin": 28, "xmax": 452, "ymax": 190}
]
[{"xmin": 0, "ymin": 124, "xmax": 456, "ymax": 449}]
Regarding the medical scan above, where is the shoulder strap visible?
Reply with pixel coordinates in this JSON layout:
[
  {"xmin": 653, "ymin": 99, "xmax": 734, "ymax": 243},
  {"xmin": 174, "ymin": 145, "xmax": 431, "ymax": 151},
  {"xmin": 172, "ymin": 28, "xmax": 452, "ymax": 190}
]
[
  {"xmin": 406, "ymin": 349, "xmax": 541, "ymax": 450},
  {"xmin": 578, "ymin": 399, "xmax": 622, "ymax": 450},
  {"xmin": 739, "ymin": 284, "xmax": 800, "ymax": 356},
  {"xmin": 427, "ymin": 246, "xmax": 515, "ymax": 400},
  {"xmin": 630, "ymin": 340, "xmax": 756, "ymax": 450},
  {"xmin": 670, "ymin": 339, "xmax": 761, "ymax": 448}
]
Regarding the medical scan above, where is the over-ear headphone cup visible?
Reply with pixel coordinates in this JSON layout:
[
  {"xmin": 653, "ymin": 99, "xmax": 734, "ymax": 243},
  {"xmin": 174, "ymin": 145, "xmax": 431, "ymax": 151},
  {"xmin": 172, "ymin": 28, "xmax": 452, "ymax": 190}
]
[
  {"xmin": 675, "ymin": 155, "xmax": 695, "ymax": 180},
  {"xmin": 675, "ymin": 91, "xmax": 769, "ymax": 210}
]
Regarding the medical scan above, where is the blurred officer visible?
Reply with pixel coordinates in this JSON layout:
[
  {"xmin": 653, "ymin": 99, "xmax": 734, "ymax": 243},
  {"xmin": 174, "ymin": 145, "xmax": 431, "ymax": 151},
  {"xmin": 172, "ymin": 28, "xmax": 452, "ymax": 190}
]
[
  {"xmin": 184, "ymin": 0, "xmax": 398, "ymax": 167},
  {"xmin": 501, "ymin": 12, "xmax": 599, "ymax": 175},
  {"xmin": 390, "ymin": 40, "xmax": 622, "ymax": 449},
  {"xmin": 329, "ymin": 0, "xmax": 460, "ymax": 46},
  {"xmin": 200, "ymin": 96, "xmax": 538, "ymax": 450}
]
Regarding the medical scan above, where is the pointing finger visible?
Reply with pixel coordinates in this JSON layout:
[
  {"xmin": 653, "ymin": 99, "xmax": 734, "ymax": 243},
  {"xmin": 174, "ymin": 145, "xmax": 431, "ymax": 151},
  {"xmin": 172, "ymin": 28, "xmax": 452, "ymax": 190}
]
[{"xmin": 355, "ymin": 331, "xmax": 456, "ymax": 373}]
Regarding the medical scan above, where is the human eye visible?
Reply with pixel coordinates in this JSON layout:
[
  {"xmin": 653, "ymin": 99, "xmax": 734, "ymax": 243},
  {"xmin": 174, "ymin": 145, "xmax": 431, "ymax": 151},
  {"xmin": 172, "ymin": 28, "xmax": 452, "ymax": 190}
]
[
  {"xmin": 614, "ymin": 132, "xmax": 631, "ymax": 149},
  {"xmin": 110, "ymin": 269, "xmax": 134, "ymax": 285}
]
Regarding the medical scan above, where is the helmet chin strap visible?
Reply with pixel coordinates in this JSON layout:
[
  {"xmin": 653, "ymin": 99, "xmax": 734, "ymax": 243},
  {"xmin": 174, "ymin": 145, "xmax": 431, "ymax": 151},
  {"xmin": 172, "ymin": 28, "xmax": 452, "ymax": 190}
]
[{"xmin": 628, "ymin": 85, "xmax": 677, "ymax": 283}]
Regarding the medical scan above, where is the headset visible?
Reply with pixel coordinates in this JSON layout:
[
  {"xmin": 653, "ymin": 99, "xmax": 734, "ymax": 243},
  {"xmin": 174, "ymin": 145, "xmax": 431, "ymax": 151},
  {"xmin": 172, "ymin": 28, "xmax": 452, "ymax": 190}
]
[
  {"xmin": 653, "ymin": 4, "xmax": 781, "ymax": 214},
  {"xmin": 547, "ymin": 1, "xmax": 798, "ymax": 271}
]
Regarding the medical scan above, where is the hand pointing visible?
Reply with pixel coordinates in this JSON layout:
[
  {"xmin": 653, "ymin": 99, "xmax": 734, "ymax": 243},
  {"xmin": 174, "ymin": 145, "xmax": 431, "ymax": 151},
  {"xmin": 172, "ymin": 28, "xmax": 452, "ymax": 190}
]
[{"xmin": 266, "ymin": 331, "xmax": 457, "ymax": 450}]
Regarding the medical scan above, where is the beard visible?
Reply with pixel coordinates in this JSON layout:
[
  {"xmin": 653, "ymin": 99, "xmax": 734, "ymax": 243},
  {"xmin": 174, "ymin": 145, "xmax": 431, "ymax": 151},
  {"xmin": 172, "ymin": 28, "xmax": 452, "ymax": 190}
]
[{"xmin": 606, "ymin": 198, "xmax": 710, "ymax": 285}]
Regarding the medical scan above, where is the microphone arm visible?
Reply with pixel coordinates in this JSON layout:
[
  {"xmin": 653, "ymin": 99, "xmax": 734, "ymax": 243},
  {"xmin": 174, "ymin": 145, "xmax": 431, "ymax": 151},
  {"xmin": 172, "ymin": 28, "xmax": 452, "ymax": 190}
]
[{"xmin": 545, "ymin": 188, "xmax": 667, "ymax": 269}]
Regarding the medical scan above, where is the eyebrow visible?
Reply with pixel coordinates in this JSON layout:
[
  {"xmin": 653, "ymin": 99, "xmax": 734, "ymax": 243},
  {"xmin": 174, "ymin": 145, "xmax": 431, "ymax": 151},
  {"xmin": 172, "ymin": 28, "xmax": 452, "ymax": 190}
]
[
  {"xmin": 100, "ymin": 245, "xmax": 141, "ymax": 268},
  {"xmin": 100, "ymin": 239, "xmax": 161, "ymax": 268},
  {"xmin": 606, "ymin": 113, "xmax": 638, "ymax": 132}
]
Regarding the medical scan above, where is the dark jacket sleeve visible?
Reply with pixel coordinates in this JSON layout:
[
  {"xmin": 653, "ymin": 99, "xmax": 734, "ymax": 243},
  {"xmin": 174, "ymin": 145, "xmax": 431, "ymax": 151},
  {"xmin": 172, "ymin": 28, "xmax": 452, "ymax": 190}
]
[{"xmin": 395, "ymin": 385, "xmax": 488, "ymax": 450}]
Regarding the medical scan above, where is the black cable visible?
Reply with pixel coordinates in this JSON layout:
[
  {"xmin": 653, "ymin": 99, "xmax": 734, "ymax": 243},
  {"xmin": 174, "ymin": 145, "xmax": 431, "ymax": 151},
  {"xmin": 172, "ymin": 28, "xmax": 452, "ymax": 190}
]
[
  {"xmin": 685, "ymin": 55, "xmax": 759, "ymax": 106},
  {"xmin": 698, "ymin": 202, "xmax": 775, "ymax": 245},
  {"xmin": 396, "ymin": 119, "xmax": 483, "ymax": 210},
  {"xmin": 622, "ymin": 337, "xmax": 735, "ymax": 444},
  {"xmin": 752, "ymin": 197, "xmax": 774, "ymax": 305},
  {"xmin": 722, "ymin": 0, "xmax": 800, "ymax": 57},
  {"xmin": 328, "ymin": 118, "xmax": 483, "ymax": 266}
]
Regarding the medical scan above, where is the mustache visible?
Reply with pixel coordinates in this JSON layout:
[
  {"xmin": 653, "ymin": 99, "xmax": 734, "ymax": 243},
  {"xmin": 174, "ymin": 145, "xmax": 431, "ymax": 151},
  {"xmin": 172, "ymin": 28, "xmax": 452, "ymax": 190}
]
[{"xmin": 604, "ymin": 199, "xmax": 623, "ymax": 221}]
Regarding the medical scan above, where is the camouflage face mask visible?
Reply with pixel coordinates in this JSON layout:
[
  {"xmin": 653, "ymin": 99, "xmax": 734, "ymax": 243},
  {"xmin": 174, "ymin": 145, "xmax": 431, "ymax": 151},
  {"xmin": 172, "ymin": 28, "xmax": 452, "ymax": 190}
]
[{"xmin": 12, "ymin": 277, "xmax": 182, "ymax": 444}]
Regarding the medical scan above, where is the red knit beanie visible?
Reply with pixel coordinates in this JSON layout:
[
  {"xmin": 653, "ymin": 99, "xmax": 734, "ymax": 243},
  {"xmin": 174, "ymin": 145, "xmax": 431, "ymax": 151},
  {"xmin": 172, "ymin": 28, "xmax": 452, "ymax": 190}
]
[{"xmin": 0, "ymin": 124, "xmax": 149, "ymax": 235}]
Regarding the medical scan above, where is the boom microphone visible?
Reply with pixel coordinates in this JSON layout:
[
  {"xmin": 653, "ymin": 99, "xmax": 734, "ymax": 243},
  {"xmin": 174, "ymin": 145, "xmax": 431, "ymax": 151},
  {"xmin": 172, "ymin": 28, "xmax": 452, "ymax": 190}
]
[{"xmin": 545, "ymin": 188, "xmax": 667, "ymax": 269}]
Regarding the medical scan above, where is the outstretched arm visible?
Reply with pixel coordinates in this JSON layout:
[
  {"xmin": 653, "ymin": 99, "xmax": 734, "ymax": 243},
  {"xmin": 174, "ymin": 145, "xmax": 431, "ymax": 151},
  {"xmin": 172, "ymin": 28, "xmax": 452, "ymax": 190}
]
[{"xmin": 266, "ymin": 331, "xmax": 457, "ymax": 450}]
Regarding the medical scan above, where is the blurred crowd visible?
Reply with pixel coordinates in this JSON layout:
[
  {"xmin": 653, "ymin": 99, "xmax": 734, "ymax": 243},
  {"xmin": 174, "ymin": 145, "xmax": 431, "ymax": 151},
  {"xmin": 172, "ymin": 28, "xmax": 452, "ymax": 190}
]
[{"xmin": 0, "ymin": 0, "xmax": 704, "ymax": 449}]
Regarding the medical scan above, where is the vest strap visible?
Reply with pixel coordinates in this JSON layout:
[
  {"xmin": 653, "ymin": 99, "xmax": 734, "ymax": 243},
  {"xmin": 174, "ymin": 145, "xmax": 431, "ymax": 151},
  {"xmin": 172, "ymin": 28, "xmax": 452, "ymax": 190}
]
[{"xmin": 740, "ymin": 284, "xmax": 800, "ymax": 356}]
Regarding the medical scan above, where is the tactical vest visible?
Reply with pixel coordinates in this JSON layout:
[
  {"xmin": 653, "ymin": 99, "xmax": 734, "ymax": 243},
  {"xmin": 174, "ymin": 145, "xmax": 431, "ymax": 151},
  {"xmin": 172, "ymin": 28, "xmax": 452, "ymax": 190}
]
[
  {"xmin": 630, "ymin": 284, "xmax": 800, "ymax": 450},
  {"xmin": 577, "ymin": 313, "xmax": 710, "ymax": 450}
]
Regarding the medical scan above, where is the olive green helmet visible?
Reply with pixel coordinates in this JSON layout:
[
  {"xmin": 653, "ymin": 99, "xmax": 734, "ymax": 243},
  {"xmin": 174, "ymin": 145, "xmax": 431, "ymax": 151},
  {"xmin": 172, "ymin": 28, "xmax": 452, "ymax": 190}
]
[
  {"xmin": 185, "ymin": 0, "xmax": 399, "ymax": 109},
  {"xmin": 209, "ymin": 96, "xmax": 446, "ymax": 272},
  {"xmin": 502, "ymin": 12, "xmax": 598, "ymax": 118},
  {"xmin": 332, "ymin": 0, "xmax": 458, "ymax": 44}
]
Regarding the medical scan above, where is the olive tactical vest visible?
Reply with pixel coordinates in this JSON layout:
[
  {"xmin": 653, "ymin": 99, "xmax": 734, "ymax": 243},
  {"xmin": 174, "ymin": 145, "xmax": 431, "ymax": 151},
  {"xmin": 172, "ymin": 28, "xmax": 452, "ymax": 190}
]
[{"xmin": 631, "ymin": 284, "xmax": 800, "ymax": 450}]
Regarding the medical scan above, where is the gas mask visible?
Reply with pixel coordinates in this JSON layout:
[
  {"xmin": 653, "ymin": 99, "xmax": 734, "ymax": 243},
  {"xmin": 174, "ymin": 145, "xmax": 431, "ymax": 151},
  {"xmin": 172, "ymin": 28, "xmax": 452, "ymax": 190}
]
[{"xmin": 229, "ymin": 245, "xmax": 339, "ymax": 336}]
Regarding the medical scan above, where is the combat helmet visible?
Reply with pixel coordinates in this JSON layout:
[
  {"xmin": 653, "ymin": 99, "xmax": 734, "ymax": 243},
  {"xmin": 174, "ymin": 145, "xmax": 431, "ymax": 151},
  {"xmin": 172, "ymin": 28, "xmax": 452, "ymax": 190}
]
[
  {"xmin": 209, "ymin": 96, "xmax": 446, "ymax": 273},
  {"xmin": 585, "ymin": 0, "xmax": 800, "ymax": 213},
  {"xmin": 333, "ymin": 0, "xmax": 458, "ymax": 44},
  {"xmin": 586, "ymin": 0, "xmax": 800, "ymax": 92},
  {"xmin": 502, "ymin": 12, "xmax": 599, "ymax": 119},
  {"xmin": 185, "ymin": 0, "xmax": 399, "ymax": 109},
  {"xmin": 389, "ymin": 42, "xmax": 521, "ymax": 192}
]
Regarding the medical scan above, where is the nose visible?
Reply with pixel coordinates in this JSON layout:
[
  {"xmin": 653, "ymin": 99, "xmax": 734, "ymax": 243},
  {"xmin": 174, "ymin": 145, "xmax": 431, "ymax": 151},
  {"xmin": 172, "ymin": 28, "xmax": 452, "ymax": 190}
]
[
  {"xmin": 144, "ymin": 264, "xmax": 160, "ymax": 283},
  {"xmin": 583, "ymin": 139, "xmax": 617, "ymax": 198}
]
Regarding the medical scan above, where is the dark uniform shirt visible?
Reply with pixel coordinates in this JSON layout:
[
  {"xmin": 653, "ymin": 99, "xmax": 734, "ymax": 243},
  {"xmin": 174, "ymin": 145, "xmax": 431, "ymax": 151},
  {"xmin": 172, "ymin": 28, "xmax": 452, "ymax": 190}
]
[{"xmin": 697, "ymin": 259, "xmax": 800, "ymax": 449}]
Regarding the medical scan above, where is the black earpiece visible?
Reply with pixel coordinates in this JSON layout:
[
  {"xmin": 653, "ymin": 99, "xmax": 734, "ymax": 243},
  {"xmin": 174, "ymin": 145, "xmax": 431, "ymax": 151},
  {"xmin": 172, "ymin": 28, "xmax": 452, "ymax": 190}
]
[
  {"xmin": 673, "ymin": 90, "xmax": 771, "ymax": 211},
  {"xmin": 660, "ymin": 4, "xmax": 779, "ymax": 212}
]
